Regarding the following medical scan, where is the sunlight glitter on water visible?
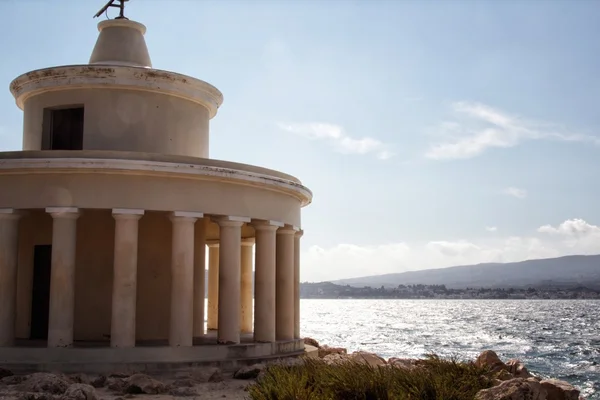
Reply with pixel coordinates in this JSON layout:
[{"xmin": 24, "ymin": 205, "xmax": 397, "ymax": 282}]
[{"xmin": 301, "ymin": 299, "xmax": 600, "ymax": 399}]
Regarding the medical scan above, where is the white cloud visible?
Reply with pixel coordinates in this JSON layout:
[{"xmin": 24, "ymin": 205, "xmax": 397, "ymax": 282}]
[
  {"xmin": 485, "ymin": 226, "xmax": 498, "ymax": 232},
  {"xmin": 425, "ymin": 102, "xmax": 600, "ymax": 160},
  {"xmin": 426, "ymin": 240, "xmax": 482, "ymax": 257},
  {"xmin": 538, "ymin": 218, "xmax": 600, "ymax": 237},
  {"xmin": 503, "ymin": 187, "xmax": 527, "ymax": 199},
  {"xmin": 301, "ymin": 218, "xmax": 600, "ymax": 282},
  {"xmin": 278, "ymin": 122, "xmax": 393, "ymax": 160}
]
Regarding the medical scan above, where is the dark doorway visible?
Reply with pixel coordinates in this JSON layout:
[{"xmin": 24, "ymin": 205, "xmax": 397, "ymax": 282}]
[
  {"xmin": 30, "ymin": 245, "xmax": 52, "ymax": 340},
  {"xmin": 42, "ymin": 107, "xmax": 84, "ymax": 150}
]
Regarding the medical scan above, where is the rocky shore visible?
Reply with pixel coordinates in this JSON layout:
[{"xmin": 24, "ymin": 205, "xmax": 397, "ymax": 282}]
[
  {"xmin": 0, "ymin": 338, "xmax": 584, "ymax": 400},
  {"xmin": 306, "ymin": 337, "xmax": 583, "ymax": 400}
]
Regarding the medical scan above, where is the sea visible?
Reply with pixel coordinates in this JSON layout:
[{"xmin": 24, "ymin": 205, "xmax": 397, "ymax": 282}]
[{"xmin": 300, "ymin": 299, "xmax": 600, "ymax": 399}]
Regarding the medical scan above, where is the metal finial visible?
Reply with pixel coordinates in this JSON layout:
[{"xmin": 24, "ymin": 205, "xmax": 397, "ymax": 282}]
[{"xmin": 93, "ymin": 0, "xmax": 129, "ymax": 20}]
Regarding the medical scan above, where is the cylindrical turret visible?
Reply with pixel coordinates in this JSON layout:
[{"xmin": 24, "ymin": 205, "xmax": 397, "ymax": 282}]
[
  {"xmin": 10, "ymin": 17, "xmax": 223, "ymax": 158},
  {"xmin": 89, "ymin": 19, "xmax": 152, "ymax": 68}
]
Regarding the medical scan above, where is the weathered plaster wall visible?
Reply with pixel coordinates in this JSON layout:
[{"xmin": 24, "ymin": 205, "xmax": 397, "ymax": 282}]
[{"xmin": 22, "ymin": 88, "xmax": 210, "ymax": 157}]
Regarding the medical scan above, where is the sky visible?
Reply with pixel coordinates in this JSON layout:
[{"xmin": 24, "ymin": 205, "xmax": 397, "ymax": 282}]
[{"xmin": 2, "ymin": 0, "xmax": 600, "ymax": 282}]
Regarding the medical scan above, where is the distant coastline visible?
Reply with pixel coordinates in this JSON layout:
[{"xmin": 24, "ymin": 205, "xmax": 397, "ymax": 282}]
[{"xmin": 300, "ymin": 282, "xmax": 600, "ymax": 299}]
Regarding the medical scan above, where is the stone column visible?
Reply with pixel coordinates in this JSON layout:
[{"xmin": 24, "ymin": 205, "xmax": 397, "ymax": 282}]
[
  {"xmin": 207, "ymin": 243, "xmax": 219, "ymax": 331},
  {"xmin": 294, "ymin": 229, "xmax": 303, "ymax": 339},
  {"xmin": 215, "ymin": 216, "xmax": 248, "ymax": 344},
  {"xmin": 252, "ymin": 220, "xmax": 280, "ymax": 343},
  {"xmin": 169, "ymin": 211, "xmax": 202, "ymax": 347},
  {"xmin": 240, "ymin": 239, "xmax": 254, "ymax": 334},
  {"xmin": 0, "ymin": 209, "xmax": 21, "ymax": 347},
  {"xmin": 110, "ymin": 209, "xmax": 144, "ymax": 348},
  {"xmin": 193, "ymin": 218, "xmax": 207, "ymax": 337},
  {"xmin": 46, "ymin": 207, "xmax": 80, "ymax": 348},
  {"xmin": 276, "ymin": 226, "xmax": 296, "ymax": 341}
]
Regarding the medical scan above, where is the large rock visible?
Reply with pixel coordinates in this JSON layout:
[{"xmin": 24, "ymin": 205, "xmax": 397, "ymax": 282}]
[
  {"xmin": 476, "ymin": 350, "xmax": 508, "ymax": 373},
  {"xmin": 105, "ymin": 377, "xmax": 126, "ymax": 393},
  {"xmin": 13, "ymin": 393, "xmax": 57, "ymax": 400},
  {"xmin": 123, "ymin": 374, "xmax": 166, "ymax": 394},
  {"xmin": 318, "ymin": 345, "xmax": 347, "ymax": 358},
  {"xmin": 540, "ymin": 379, "xmax": 580, "ymax": 400},
  {"xmin": 18, "ymin": 373, "xmax": 70, "ymax": 395},
  {"xmin": 475, "ymin": 378, "xmax": 547, "ymax": 400},
  {"xmin": 0, "ymin": 368, "xmax": 14, "ymax": 379},
  {"xmin": 495, "ymin": 370, "xmax": 515, "ymax": 382},
  {"xmin": 66, "ymin": 374, "xmax": 105, "ymax": 389},
  {"xmin": 2, "ymin": 375, "xmax": 26, "ymax": 386},
  {"xmin": 66, "ymin": 375, "xmax": 90, "ymax": 386},
  {"xmin": 350, "ymin": 351, "xmax": 387, "ymax": 366},
  {"xmin": 234, "ymin": 364, "xmax": 265, "ymax": 380},
  {"xmin": 61, "ymin": 383, "xmax": 98, "ymax": 400},
  {"xmin": 303, "ymin": 337, "xmax": 320, "ymax": 348},
  {"xmin": 506, "ymin": 359, "xmax": 533, "ymax": 378},
  {"xmin": 322, "ymin": 353, "xmax": 347, "ymax": 365},
  {"xmin": 190, "ymin": 367, "xmax": 223, "ymax": 383}
]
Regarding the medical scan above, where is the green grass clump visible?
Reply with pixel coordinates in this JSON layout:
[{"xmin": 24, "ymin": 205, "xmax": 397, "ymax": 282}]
[{"xmin": 247, "ymin": 355, "xmax": 493, "ymax": 400}]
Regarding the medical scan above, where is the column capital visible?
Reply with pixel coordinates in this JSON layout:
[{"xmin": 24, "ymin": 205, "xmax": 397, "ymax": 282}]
[
  {"xmin": 112, "ymin": 208, "xmax": 144, "ymax": 220},
  {"xmin": 206, "ymin": 240, "xmax": 220, "ymax": 248},
  {"xmin": 295, "ymin": 229, "xmax": 304, "ymax": 238},
  {"xmin": 252, "ymin": 219, "xmax": 284, "ymax": 231},
  {"xmin": 277, "ymin": 225, "xmax": 298, "ymax": 236},
  {"xmin": 46, "ymin": 207, "xmax": 80, "ymax": 219},
  {"xmin": 173, "ymin": 211, "xmax": 204, "ymax": 219},
  {"xmin": 212, "ymin": 215, "xmax": 249, "ymax": 228},
  {"xmin": 170, "ymin": 211, "xmax": 203, "ymax": 223},
  {"xmin": 0, "ymin": 209, "xmax": 23, "ymax": 221}
]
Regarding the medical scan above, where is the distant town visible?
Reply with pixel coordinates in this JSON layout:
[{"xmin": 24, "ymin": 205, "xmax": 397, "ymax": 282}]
[{"xmin": 300, "ymin": 282, "xmax": 600, "ymax": 300}]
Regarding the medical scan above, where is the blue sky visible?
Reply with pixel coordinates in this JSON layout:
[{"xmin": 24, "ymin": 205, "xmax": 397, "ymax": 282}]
[{"xmin": 2, "ymin": 0, "xmax": 600, "ymax": 281}]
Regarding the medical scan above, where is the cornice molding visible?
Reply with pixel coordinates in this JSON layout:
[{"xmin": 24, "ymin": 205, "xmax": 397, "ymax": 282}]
[
  {"xmin": 0, "ymin": 156, "xmax": 313, "ymax": 207},
  {"xmin": 10, "ymin": 65, "xmax": 224, "ymax": 117}
]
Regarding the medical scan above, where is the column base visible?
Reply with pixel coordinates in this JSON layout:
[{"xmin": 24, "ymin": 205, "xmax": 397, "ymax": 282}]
[{"xmin": 0, "ymin": 337, "xmax": 305, "ymax": 374}]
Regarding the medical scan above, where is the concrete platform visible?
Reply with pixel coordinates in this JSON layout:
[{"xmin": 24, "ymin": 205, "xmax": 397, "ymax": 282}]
[{"xmin": 0, "ymin": 335, "xmax": 306, "ymax": 375}]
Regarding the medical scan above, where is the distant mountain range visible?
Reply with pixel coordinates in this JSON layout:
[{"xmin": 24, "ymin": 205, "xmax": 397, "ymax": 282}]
[{"xmin": 330, "ymin": 254, "xmax": 600, "ymax": 289}]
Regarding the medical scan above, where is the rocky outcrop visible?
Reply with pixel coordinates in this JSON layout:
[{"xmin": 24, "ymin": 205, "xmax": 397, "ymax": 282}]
[
  {"xmin": 61, "ymin": 383, "xmax": 98, "ymax": 400},
  {"xmin": 471, "ymin": 351, "xmax": 581, "ymax": 400},
  {"xmin": 349, "ymin": 351, "xmax": 387, "ymax": 366},
  {"xmin": 388, "ymin": 357, "xmax": 419, "ymax": 369},
  {"xmin": 322, "ymin": 353, "xmax": 348, "ymax": 365},
  {"xmin": 318, "ymin": 345, "xmax": 347, "ymax": 358},
  {"xmin": 506, "ymin": 359, "xmax": 532, "ymax": 379},
  {"xmin": 0, "ymin": 368, "xmax": 14, "ymax": 379},
  {"xmin": 312, "ymin": 344, "xmax": 582, "ymax": 400},
  {"xmin": 303, "ymin": 337, "xmax": 320, "ymax": 348},
  {"xmin": 540, "ymin": 379, "xmax": 580, "ymax": 400},
  {"xmin": 322, "ymin": 350, "xmax": 388, "ymax": 367},
  {"xmin": 0, "ymin": 343, "xmax": 582, "ymax": 400},
  {"xmin": 2, "ymin": 375, "xmax": 25, "ymax": 386},
  {"xmin": 476, "ymin": 350, "xmax": 510, "ymax": 374},
  {"xmin": 123, "ymin": 373, "xmax": 166, "ymax": 394},
  {"xmin": 234, "ymin": 364, "xmax": 265, "ymax": 380},
  {"xmin": 475, "ymin": 378, "xmax": 547, "ymax": 400},
  {"xmin": 190, "ymin": 367, "xmax": 223, "ymax": 383},
  {"xmin": 18, "ymin": 373, "xmax": 70, "ymax": 395},
  {"xmin": 66, "ymin": 374, "xmax": 105, "ymax": 389}
]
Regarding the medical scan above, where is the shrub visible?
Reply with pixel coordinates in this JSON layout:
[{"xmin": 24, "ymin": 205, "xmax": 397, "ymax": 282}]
[{"xmin": 247, "ymin": 355, "xmax": 494, "ymax": 400}]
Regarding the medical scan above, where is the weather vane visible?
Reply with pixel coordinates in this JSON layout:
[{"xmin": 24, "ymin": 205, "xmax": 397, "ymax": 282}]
[{"xmin": 94, "ymin": 0, "xmax": 129, "ymax": 20}]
